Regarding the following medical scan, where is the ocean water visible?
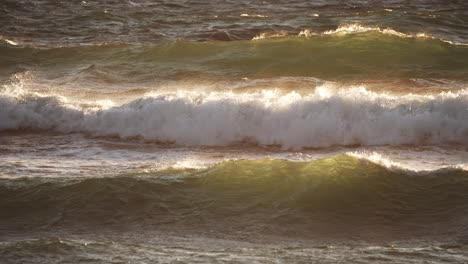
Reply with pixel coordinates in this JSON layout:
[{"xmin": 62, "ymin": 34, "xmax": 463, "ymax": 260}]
[{"xmin": 1, "ymin": 0, "xmax": 468, "ymax": 263}]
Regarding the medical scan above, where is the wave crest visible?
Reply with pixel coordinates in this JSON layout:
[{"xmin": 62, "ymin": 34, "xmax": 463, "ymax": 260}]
[
  {"xmin": 0, "ymin": 36, "xmax": 18, "ymax": 46},
  {"xmin": 1, "ymin": 155, "xmax": 468, "ymax": 235},
  {"xmin": 2, "ymin": 29, "xmax": 467, "ymax": 81},
  {"xmin": 1, "ymin": 81, "xmax": 468, "ymax": 148},
  {"xmin": 254, "ymin": 23, "xmax": 468, "ymax": 46}
]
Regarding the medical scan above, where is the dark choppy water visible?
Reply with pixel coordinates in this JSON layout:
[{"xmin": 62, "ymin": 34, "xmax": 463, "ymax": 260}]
[
  {"xmin": 2, "ymin": 0, "xmax": 468, "ymax": 45},
  {"xmin": 1, "ymin": 0, "xmax": 468, "ymax": 263}
]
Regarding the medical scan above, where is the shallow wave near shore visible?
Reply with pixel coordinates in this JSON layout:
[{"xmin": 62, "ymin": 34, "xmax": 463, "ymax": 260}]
[{"xmin": 1, "ymin": 82, "xmax": 467, "ymax": 149}]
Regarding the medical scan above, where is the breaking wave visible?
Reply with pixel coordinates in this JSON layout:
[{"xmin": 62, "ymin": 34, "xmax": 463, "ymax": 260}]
[{"xmin": 1, "ymin": 83, "xmax": 468, "ymax": 148}]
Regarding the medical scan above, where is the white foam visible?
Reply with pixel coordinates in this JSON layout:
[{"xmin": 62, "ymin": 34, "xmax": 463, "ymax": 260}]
[
  {"xmin": 252, "ymin": 31, "xmax": 288, "ymax": 40},
  {"xmin": 255, "ymin": 23, "xmax": 468, "ymax": 46},
  {"xmin": 0, "ymin": 36, "xmax": 18, "ymax": 46},
  {"xmin": 323, "ymin": 24, "xmax": 408, "ymax": 37},
  {"xmin": 348, "ymin": 151, "xmax": 468, "ymax": 175},
  {"xmin": 323, "ymin": 24, "xmax": 468, "ymax": 46},
  {"xmin": 240, "ymin": 13, "xmax": 268, "ymax": 18},
  {"xmin": 1, "ymin": 82, "xmax": 468, "ymax": 149}
]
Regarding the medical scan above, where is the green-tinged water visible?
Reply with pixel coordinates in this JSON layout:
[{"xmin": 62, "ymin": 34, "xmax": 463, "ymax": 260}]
[
  {"xmin": 2, "ymin": 32, "xmax": 468, "ymax": 82},
  {"xmin": 2, "ymin": 155, "xmax": 468, "ymax": 239}
]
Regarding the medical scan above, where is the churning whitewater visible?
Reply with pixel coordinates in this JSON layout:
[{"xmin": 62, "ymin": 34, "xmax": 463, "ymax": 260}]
[{"xmin": 1, "ymin": 85, "xmax": 467, "ymax": 148}]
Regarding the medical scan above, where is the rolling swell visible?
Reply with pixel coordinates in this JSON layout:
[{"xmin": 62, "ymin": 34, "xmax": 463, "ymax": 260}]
[
  {"xmin": 1, "ymin": 155, "xmax": 468, "ymax": 239},
  {"xmin": 1, "ymin": 28, "xmax": 468, "ymax": 81},
  {"xmin": 1, "ymin": 86, "xmax": 468, "ymax": 148}
]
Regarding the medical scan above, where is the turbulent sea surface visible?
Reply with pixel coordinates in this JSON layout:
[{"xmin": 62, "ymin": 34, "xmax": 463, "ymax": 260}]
[{"xmin": 1, "ymin": 0, "xmax": 468, "ymax": 263}]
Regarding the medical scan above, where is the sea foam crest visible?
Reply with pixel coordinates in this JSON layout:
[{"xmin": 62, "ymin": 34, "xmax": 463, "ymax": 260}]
[
  {"xmin": 322, "ymin": 24, "xmax": 467, "ymax": 45},
  {"xmin": 348, "ymin": 151, "xmax": 468, "ymax": 175},
  {"xmin": 0, "ymin": 36, "xmax": 18, "ymax": 46},
  {"xmin": 254, "ymin": 23, "xmax": 468, "ymax": 46},
  {"xmin": 1, "ymin": 83, "xmax": 468, "ymax": 149}
]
